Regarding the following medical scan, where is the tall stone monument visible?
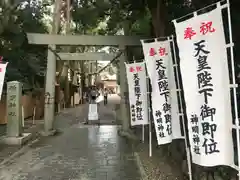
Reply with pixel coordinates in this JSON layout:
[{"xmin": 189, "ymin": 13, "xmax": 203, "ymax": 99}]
[
  {"xmin": 6, "ymin": 81, "xmax": 22, "ymax": 137},
  {"xmin": 1, "ymin": 81, "xmax": 32, "ymax": 145}
]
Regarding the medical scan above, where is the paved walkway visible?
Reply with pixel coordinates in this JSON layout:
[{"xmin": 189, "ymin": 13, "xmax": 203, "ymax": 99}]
[
  {"xmin": 0, "ymin": 95, "xmax": 141, "ymax": 180},
  {"xmin": 83, "ymin": 94, "xmax": 121, "ymax": 125}
]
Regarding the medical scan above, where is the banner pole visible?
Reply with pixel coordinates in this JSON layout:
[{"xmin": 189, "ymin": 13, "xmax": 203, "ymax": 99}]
[
  {"xmin": 225, "ymin": 1, "xmax": 240, "ymax": 178},
  {"xmin": 140, "ymin": 55, "xmax": 151, "ymax": 155},
  {"xmin": 146, "ymin": 75, "xmax": 152, "ymax": 157},
  {"xmin": 171, "ymin": 35, "xmax": 192, "ymax": 180},
  {"xmin": 142, "ymin": 124, "xmax": 145, "ymax": 142}
]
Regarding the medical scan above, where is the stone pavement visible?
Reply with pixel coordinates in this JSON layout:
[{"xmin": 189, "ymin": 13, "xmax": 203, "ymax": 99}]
[
  {"xmin": 0, "ymin": 94, "xmax": 141, "ymax": 180},
  {"xmin": 0, "ymin": 94, "xmax": 120, "ymax": 163}
]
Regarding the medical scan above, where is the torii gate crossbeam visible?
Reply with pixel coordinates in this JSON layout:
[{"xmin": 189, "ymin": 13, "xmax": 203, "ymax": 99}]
[
  {"xmin": 57, "ymin": 52, "xmax": 116, "ymax": 61},
  {"xmin": 27, "ymin": 33, "xmax": 143, "ymax": 46},
  {"xmin": 27, "ymin": 33, "xmax": 143, "ymax": 136}
]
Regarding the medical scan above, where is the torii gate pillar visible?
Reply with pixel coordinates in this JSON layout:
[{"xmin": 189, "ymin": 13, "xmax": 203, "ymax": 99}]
[
  {"xmin": 119, "ymin": 46, "xmax": 130, "ymax": 132},
  {"xmin": 43, "ymin": 44, "xmax": 57, "ymax": 136}
]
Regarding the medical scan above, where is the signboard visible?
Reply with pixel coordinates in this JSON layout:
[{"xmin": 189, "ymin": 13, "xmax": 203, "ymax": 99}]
[
  {"xmin": 141, "ymin": 40, "xmax": 183, "ymax": 145},
  {"xmin": 125, "ymin": 62, "xmax": 149, "ymax": 126},
  {"xmin": 173, "ymin": 6, "xmax": 234, "ymax": 167},
  {"xmin": 0, "ymin": 62, "xmax": 8, "ymax": 100},
  {"xmin": 88, "ymin": 103, "xmax": 98, "ymax": 121}
]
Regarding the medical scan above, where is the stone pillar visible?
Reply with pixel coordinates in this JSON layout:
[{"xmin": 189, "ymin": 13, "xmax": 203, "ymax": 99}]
[
  {"xmin": 42, "ymin": 0, "xmax": 61, "ymax": 135},
  {"xmin": 44, "ymin": 45, "xmax": 57, "ymax": 135},
  {"xmin": 6, "ymin": 81, "xmax": 22, "ymax": 137},
  {"xmin": 119, "ymin": 45, "xmax": 130, "ymax": 132}
]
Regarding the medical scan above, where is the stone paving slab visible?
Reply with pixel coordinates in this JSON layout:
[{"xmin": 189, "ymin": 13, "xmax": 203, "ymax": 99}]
[
  {"xmin": 0, "ymin": 125, "xmax": 141, "ymax": 180},
  {"xmin": 0, "ymin": 122, "xmax": 43, "ymax": 164},
  {"xmin": 0, "ymin": 95, "xmax": 120, "ymax": 165},
  {"xmin": 0, "ymin": 95, "xmax": 142, "ymax": 180},
  {"xmin": 0, "ymin": 104, "xmax": 84, "ymax": 165}
]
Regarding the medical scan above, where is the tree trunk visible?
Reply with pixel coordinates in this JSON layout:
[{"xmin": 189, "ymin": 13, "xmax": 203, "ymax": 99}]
[
  {"xmin": 95, "ymin": 60, "xmax": 98, "ymax": 83},
  {"xmin": 51, "ymin": 0, "xmax": 61, "ymax": 112},
  {"xmin": 88, "ymin": 61, "xmax": 91, "ymax": 86},
  {"xmin": 80, "ymin": 60, "xmax": 85, "ymax": 104},
  {"xmin": 64, "ymin": 0, "xmax": 71, "ymax": 108},
  {"xmin": 147, "ymin": 0, "xmax": 167, "ymax": 37}
]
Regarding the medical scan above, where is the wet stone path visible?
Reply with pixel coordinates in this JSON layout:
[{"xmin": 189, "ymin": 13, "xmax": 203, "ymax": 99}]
[
  {"xmin": 0, "ymin": 95, "xmax": 141, "ymax": 180},
  {"xmin": 0, "ymin": 126, "xmax": 141, "ymax": 180}
]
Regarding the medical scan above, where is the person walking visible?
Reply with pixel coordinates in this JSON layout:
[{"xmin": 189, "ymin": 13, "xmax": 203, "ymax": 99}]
[
  {"xmin": 104, "ymin": 88, "xmax": 108, "ymax": 105},
  {"xmin": 90, "ymin": 86, "xmax": 98, "ymax": 103}
]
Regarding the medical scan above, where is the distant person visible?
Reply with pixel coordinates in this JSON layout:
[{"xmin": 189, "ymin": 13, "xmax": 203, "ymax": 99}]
[
  {"xmin": 85, "ymin": 90, "xmax": 89, "ymax": 103},
  {"xmin": 104, "ymin": 88, "xmax": 108, "ymax": 105},
  {"xmin": 90, "ymin": 86, "xmax": 100, "ymax": 103}
]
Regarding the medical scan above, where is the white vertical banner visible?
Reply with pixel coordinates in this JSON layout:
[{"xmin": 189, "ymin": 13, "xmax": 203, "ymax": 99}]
[
  {"xmin": 125, "ymin": 62, "xmax": 149, "ymax": 126},
  {"xmin": 167, "ymin": 39, "xmax": 183, "ymax": 140},
  {"xmin": 173, "ymin": 5, "xmax": 234, "ymax": 167},
  {"xmin": 0, "ymin": 62, "xmax": 8, "ymax": 100},
  {"xmin": 141, "ymin": 39, "xmax": 183, "ymax": 145}
]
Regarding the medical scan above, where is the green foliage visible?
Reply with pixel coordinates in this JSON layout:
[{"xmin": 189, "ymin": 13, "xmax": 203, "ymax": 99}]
[
  {"xmin": 71, "ymin": 0, "xmax": 110, "ymax": 34},
  {"xmin": 131, "ymin": 9, "xmax": 152, "ymax": 36},
  {"xmin": 0, "ymin": 0, "xmax": 49, "ymax": 91},
  {"xmin": 104, "ymin": 0, "xmax": 148, "ymax": 35}
]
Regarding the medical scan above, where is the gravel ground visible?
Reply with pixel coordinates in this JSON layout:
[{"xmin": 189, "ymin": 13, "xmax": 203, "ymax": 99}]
[{"xmin": 132, "ymin": 126, "xmax": 186, "ymax": 180}]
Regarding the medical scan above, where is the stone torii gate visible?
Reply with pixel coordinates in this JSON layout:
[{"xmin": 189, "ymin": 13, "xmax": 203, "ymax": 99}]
[
  {"xmin": 27, "ymin": 33, "xmax": 142, "ymax": 136},
  {"xmin": 57, "ymin": 52, "xmax": 117, "ymax": 105}
]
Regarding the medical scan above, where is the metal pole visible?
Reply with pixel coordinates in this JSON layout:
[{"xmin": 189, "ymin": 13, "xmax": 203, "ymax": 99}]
[
  {"xmin": 140, "ymin": 44, "xmax": 152, "ymax": 156},
  {"xmin": 44, "ymin": 0, "xmax": 61, "ymax": 134},
  {"xmin": 146, "ymin": 76, "xmax": 152, "ymax": 157},
  {"xmin": 141, "ymin": 63, "xmax": 145, "ymax": 143},
  {"xmin": 171, "ymin": 36, "xmax": 192, "ymax": 180},
  {"xmin": 225, "ymin": 1, "xmax": 240, "ymax": 178}
]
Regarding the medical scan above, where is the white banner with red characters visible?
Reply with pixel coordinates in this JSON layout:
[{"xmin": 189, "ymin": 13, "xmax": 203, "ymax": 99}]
[
  {"xmin": 0, "ymin": 61, "xmax": 8, "ymax": 100},
  {"xmin": 125, "ymin": 62, "xmax": 149, "ymax": 126},
  {"xmin": 141, "ymin": 39, "xmax": 183, "ymax": 145},
  {"xmin": 173, "ymin": 6, "xmax": 234, "ymax": 167}
]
